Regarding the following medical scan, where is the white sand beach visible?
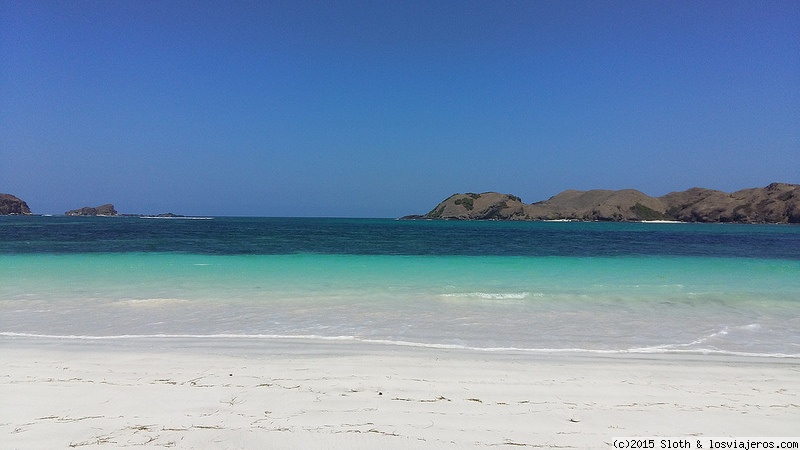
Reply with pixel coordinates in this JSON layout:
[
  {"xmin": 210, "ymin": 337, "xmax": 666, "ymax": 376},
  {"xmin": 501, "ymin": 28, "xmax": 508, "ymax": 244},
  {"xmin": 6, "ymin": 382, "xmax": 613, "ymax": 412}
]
[{"xmin": 2, "ymin": 338, "xmax": 798, "ymax": 449}]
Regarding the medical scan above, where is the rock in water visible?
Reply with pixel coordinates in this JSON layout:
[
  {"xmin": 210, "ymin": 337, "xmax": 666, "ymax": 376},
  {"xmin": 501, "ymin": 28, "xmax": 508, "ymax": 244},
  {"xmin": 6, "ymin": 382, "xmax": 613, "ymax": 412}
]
[
  {"xmin": 0, "ymin": 193, "xmax": 32, "ymax": 215},
  {"xmin": 65, "ymin": 204, "xmax": 118, "ymax": 216}
]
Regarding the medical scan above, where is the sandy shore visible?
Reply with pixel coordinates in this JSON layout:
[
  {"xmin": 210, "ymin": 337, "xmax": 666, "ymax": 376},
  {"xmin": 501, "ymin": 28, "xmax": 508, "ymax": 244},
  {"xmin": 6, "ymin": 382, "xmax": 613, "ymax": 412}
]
[{"xmin": 1, "ymin": 337, "xmax": 798, "ymax": 449}]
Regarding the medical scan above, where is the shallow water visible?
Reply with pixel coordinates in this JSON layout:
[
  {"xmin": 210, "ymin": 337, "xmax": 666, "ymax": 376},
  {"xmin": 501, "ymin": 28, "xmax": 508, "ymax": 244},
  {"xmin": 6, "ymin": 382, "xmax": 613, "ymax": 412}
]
[{"xmin": 1, "ymin": 217, "xmax": 799, "ymax": 356}]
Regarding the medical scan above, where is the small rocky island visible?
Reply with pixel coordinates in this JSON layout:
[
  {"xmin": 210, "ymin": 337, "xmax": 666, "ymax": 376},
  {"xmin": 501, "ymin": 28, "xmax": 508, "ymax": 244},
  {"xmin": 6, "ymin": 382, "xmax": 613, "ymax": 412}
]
[
  {"xmin": 0, "ymin": 193, "xmax": 32, "ymax": 215},
  {"xmin": 406, "ymin": 183, "xmax": 800, "ymax": 224},
  {"xmin": 65, "ymin": 204, "xmax": 119, "ymax": 216},
  {"xmin": 0, "ymin": 195, "xmax": 185, "ymax": 217},
  {"xmin": 65, "ymin": 204, "xmax": 185, "ymax": 218}
]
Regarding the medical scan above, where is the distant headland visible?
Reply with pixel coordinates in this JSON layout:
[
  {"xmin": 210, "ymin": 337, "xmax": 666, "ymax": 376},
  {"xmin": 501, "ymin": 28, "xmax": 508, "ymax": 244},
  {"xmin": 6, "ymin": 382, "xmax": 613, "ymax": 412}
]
[{"xmin": 403, "ymin": 183, "xmax": 800, "ymax": 224}]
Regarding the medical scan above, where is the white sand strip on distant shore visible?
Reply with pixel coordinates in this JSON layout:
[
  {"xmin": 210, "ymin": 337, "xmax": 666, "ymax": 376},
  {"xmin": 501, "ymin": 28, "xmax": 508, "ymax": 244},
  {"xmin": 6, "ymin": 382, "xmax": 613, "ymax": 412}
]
[{"xmin": 1, "ymin": 338, "xmax": 798, "ymax": 449}]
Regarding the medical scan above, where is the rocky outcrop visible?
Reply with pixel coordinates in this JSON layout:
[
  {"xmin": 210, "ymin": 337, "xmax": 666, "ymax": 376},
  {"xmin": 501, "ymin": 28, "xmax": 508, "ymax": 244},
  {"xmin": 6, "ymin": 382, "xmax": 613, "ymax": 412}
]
[
  {"xmin": 65, "ymin": 204, "xmax": 118, "ymax": 216},
  {"xmin": 0, "ymin": 193, "xmax": 32, "ymax": 215},
  {"xmin": 424, "ymin": 192, "xmax": 526, "ymax": 220},
  {"xmin": 410, "ymin": 183, "xmax": 800, "ymax": 223}
]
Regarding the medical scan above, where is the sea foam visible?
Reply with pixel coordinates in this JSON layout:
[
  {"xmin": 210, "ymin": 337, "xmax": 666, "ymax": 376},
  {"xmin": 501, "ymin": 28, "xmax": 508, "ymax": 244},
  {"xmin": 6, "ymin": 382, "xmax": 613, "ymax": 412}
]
[{"xmin": 438, "ymin": 292, "xmax": 540, "ymax": 300}]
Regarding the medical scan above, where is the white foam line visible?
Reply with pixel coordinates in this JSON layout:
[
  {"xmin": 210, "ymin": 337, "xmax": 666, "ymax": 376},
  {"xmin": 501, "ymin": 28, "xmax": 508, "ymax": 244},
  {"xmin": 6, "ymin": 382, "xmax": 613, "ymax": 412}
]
[
  {"xmin": 0, "ymin": 332, "xmax": 356, "ymax": 341},
  {"xmin": 139, "ymin": 216, "xmax": 214, "ymax": 220},
  {"xmin": 439, "ymin": 292, "xmax": 536, "ymax": 299},
  {"xmin": 2, "ymin": 332, "xmax": 798, "ymax": 358}
]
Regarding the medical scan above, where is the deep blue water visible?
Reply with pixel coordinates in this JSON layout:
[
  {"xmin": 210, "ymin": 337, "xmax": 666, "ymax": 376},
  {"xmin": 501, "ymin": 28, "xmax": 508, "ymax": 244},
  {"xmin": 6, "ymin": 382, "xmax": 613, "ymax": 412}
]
[{"xmin": 1, "ymin": 216, "xmax": 798, "ymax": 258}]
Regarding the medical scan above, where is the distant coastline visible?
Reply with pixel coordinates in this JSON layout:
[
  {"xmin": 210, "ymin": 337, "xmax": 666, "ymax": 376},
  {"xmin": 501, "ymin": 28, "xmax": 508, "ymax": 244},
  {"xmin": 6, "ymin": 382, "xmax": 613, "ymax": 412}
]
[
  {"xmin": 403, "ymin": 183, "xmax": 800, "ymax": 224},
  {"xmin": 3, "ymin": 182, "xmax": 799, "ymax": 223}
]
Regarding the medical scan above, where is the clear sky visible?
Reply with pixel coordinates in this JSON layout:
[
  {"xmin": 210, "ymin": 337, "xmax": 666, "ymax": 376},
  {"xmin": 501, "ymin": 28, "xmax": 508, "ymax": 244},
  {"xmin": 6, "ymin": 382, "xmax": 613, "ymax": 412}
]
[{"xmin": 2, "ymin": 0, "xmax": 798, "ymax": 217}]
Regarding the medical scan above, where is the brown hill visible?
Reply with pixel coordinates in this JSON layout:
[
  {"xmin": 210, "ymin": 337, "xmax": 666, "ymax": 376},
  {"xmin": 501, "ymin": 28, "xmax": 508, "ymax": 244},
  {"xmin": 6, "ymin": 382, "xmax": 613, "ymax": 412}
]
[
  {"xmin": 0, "ymin": 193, "xmax": 32, "ymax": 215},
  {"xmin": 423, "ymin": 192, "xmax": 526, "ymax": 220},
  {"xmin": 412, "ymin": 183, "xmax": 800, "ymax": 223},
  {"xmin": 663, "ymin": 183, "xmax": 800, "ymax": 223},
  {"xmin": 526, "ymin": 189, "xmax": 667, "ymax": 221}
]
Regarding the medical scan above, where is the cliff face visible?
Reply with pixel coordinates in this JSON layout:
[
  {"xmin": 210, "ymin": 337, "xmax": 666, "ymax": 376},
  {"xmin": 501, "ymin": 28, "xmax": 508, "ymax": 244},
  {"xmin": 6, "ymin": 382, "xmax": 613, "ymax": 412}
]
[
  {"xmin": 414, "ymin": 183, "xmax": 800, "ymax": 224},
  {"xmin": 0, "ymin": 194, "xmax": 32, "ymax": 215},
  {"xmin": 65, "ymin": 204, "xmax": 119, "ymax": 216}
]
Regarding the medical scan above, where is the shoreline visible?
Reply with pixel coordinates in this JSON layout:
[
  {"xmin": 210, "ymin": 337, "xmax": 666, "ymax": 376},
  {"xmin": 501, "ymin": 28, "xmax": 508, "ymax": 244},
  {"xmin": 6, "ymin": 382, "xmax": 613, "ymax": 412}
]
[
  {"xmin": 3, "ymin": 332, "xmax": 799, "ymax": 359},
  {"xmin": 2, "ymin": 337, "xmax": 798, "ymax": 448}
]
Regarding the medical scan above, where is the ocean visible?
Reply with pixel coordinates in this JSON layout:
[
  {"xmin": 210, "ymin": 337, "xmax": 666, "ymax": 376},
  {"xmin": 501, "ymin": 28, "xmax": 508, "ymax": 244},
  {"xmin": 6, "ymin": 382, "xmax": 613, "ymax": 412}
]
[{"xmin": 1, "ymin": 216, "xmax": 799, "ymax": 357}]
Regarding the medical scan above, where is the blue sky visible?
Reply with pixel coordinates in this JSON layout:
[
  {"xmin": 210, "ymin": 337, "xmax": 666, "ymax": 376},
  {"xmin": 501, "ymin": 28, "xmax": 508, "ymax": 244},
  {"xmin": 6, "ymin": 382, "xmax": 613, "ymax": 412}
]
[{"xmin": 2, "ymin": 0, "xmax": 798, "ymax": 217}]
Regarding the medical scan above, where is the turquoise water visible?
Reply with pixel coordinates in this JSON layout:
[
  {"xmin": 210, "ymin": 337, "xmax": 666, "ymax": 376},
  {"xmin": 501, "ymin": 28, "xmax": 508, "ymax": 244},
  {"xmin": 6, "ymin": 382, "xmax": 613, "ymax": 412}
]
[{"xmin": 1, "ymin": 217, "xmax": 799, "ymax": 356}]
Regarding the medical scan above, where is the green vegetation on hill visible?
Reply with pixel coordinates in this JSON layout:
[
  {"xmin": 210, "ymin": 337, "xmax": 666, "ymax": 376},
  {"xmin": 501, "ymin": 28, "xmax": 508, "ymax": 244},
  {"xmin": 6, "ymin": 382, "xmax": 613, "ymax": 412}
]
[{"xmin": 630, "ymin": 203, "xmax": 665, "ymax": 221}]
